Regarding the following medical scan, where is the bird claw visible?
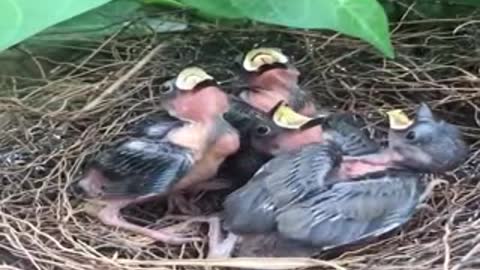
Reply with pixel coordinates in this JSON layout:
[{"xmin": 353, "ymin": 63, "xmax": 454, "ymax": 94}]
[
  {"xmin": 419, "ymin": 178, "xmax": 449, "ymax": 202},
  {"xmin": 143, "ymin": 227, "xmax": 203, "ymax": 244},
  {"xmin": 154, "ymin": 233, "xmax": 203, "ymax": 244},
  {"xmin": 207, "ymin": 232, "xmax": 238, "ymax": 258},
  {"xmin": 146, "ymin": 216, "xmax": 212, "ymax": 244}
]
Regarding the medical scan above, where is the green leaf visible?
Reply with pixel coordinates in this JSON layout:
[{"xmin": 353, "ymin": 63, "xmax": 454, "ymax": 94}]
[
  {"xmin": 37, "ymin": 0, "xmax": 142, "ymax": 41},
  {"xmin": 0, "ymin": 0, "xmax": 112, "ymax": 52},
  {"xmin": 171, "ymin": 0, "xmax": 394, "ymax": 58},
  {"xmin": 231, "ymin": 0, "xmax": 394, "ymax": 58},
  {"xmin": 0, "ymin": 0, "xmax": 186, "ymax": 82},
  {"xmin": 178, "ymin": 0, "xmax": 244, "ymax": 19},
  {"xmin": 142, "ymin": 0, "xmax": 186, "ymax": 8}
]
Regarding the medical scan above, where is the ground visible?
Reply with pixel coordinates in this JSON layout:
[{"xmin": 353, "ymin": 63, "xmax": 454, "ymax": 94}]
[{"xmin": 0, "ymin": 16, "xmax": 479, "ymax": 270}]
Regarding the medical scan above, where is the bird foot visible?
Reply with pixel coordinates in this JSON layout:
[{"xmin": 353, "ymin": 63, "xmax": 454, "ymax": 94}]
[
  {"xmin": 96, "ymin": 201, "xmax": 205, "ymax": 245},
  {"xmin": 144, "ymin": 216, "xmax": 214, "ymax": 244},
  {"xmin": 122, "ymin": 228, "xmax": 203, "ymax": 245},
  {"xmin": 206, "ymin": 216, "xmax": 238, "ymax": 258},
  {"xmin": 147, "ymin": 229, "xmax": 203, "ymax": 244},
  {"xmin": 208, "ymin": 232, "xmax": 238, "ymax": 258}
]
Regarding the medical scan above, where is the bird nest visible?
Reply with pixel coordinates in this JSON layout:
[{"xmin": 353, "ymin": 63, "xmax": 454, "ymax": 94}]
[{"xmin": 1, "ymin": 16, "xmax": 480, "ymax": 270}]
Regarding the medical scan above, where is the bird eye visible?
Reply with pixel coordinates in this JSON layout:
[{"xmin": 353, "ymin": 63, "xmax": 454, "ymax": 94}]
[
  {"xmin": 255, "ymin": 125, "xmax": 271, "ymax": 136},
  {"xmin": 159, "ymin": 83, "xmax": 174, "ymax": 94},
  {"xmin": 405, "ymin": 131, "xmax": 416, "ymax": 141}
]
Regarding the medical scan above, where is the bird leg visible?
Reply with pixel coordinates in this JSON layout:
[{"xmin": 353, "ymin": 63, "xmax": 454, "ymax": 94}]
[
  {"xmin": 167, "ymin": 195, "xmax": 194, "ymax": 215},
  {"xmin": 418, "ymin": 179, "xmax": 449, "ymax": 204},
  {"xmin": 206, "ymin": 216, "xmax": 239, "ymax": 258},
  {"xmin": 188, "ymin": 178, "xmax": 232, "ymax": 193},
  {"xmin": 87, "ymin": 199, "xmax": 203, "ymax": 245},
  {"xmin": 416, "ymin": 179, "xmax": 449, "ymax": 212}
]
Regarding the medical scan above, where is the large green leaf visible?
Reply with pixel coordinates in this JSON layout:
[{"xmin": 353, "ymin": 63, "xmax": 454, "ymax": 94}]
[
  {"xmin": 174, "ymin": 0, "xmax": 394, "ymax": 58},
  {"xmin": 0, "ymin": 0, "xmax": 112, "ymax": 52},
  {"xmin": 142, "ymin": 0, "xmax": 186, "ymax": 8},
  {"xmin": 236, "ymin": 0, "xmax": 393, "ymax": 58},
  {"xmin": 0, "ymin": 0, "xmax": 187, "ymax": 81},
  {"xmin": 176, "ymin": 0, "xmax": 243, "ymax": 18},
  {"xmin": 36, "ymin": 0, "xmax": 143, "ymax": 41}
]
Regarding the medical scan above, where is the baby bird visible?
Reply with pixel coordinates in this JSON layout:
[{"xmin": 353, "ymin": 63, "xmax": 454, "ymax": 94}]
[
  {"xmin": 71, "ymin": 67, "xmax": 240, "ymax": 244},
  {"xmin": 239, "ymin": 47, "xmax": 317, "ymax": 116},
  {"xmin": 219, "ymin": 96, "xmax": 285, "ymax": 184},
  {"xmin": 220, "ymin": 98, "xmax": 377, "ymax": 185},
  {"xmin": 207, "ymin": 103, "xmax": 468, "ymax": 258},
  {"xmin": 238, "ymin": 48, "xmax": 378, "ymax": 156},
  {"xmin": 253, "ymin": 101, "xmax": 379, "ymax": 157},
  {"xmin": 219, "ymin": 100, "xmax": 379, "ymax": 187}
]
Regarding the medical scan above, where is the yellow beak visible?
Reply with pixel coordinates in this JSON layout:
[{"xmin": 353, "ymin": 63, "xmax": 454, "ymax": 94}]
[
  {"xmin": 386, "ymin": 109, "xmax": 413, "ymax": 130},
  {"xmin": 175, "ymin": 66, "xmax": 213, "ymax": 90},
  {"xmin": 272, "ymin": 102, "xmax": 313, "ymax": 129},
  {"xmin": 243, "ymin": 47, "xmax": 289, "ymax": 72}
]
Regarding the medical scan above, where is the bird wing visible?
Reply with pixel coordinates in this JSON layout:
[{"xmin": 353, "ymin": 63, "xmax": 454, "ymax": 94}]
[
  {"xmin": 223, "ymin": 143, "xmax": 340, "ymax": 234},
  {"xmin": 261, "ymin": 143, "xmax": 340, "ymax": 207},
  {"xmin": 91, "ymin": 137, "xmax": 194, "ymax": 196},
  {"xmin": 222, "ymin": 177, "xmax": 277, "ymax": 234},
  {"xmin": 324, "ymin": 113, "xmax": 380, "ymax": 156},
  {"xmin": 276, "ymin": 172, "xmax": 424, "ymax": 249}
]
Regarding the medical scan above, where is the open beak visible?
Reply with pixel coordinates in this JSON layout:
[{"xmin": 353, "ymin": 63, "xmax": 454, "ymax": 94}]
[
  {"xmin": 271, "ymin": 101, "xmax": 326, "ymax": 130},
  {"xmin": 242, "ymin": 47, "xmax": 289, "ymax": 72},
  {"xmin": 175, "ymin": 66, "xmax": 214, "ymax": 90},
  {"xmin": 386, "ymin": 109, "xmax": 413, "ymax": 130}
]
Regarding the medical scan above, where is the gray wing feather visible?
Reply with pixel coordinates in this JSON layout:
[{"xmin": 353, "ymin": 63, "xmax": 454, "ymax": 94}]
[
  {"xmin": 223, "ymin": 178, "xmax": 277, "ymax": 234},
  {"xmin": 223, "ymin": 143, "xmax": 340, "ymax": 234},
  {"xmin": 263, "ymin": 143, "xmax": 341, "ymax": 207},
  {"xmin": 324, "ymin": 113, "xmax": 380, "ymax": 156},
  {"xmin": 276, "ymin": 172, "xmax": 424, "ymax": 248},
  {"xmin": 92, "ymin": 137, "xmax": 193, "ymax": 196}
]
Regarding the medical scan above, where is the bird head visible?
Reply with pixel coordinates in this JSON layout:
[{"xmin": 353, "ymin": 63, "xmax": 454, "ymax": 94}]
[
  {"xmin": 387, "ymin": 103, "xmax": 468, "ymax": 173},
  {"xmin": 159, "ymin": 67, "xmax": 229, "ymax": 122},
  {"xmin": 250, "ymin": 101, "xmax": 326, "ymax": 155},
  {"xmin": 238, "ymin": 48, "xmax": 302, "ymax": 113}
]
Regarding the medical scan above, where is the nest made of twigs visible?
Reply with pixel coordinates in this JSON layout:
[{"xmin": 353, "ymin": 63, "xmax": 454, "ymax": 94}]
[{"xmin": 0, "ymin": 14, "xmax": 480, "ymax": 270}]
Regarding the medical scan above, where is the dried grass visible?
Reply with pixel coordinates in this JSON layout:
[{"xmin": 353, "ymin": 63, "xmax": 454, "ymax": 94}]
[{"xmin": 0, "ymin": 14, "xmax": 480, "ymax": 270}]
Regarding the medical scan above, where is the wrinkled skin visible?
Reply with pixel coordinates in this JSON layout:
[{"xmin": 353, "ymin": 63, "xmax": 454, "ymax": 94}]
[
  {"xmin": 240, "ymin": 63, "xmax": 317, "ymax": 116},
  {"xmin": 70, "ymin": 75, "xmax": 240, "ymax": 245},
  {"xmin": 207, "ymin": 103, "xmax": 468, "ymax": 258}
]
